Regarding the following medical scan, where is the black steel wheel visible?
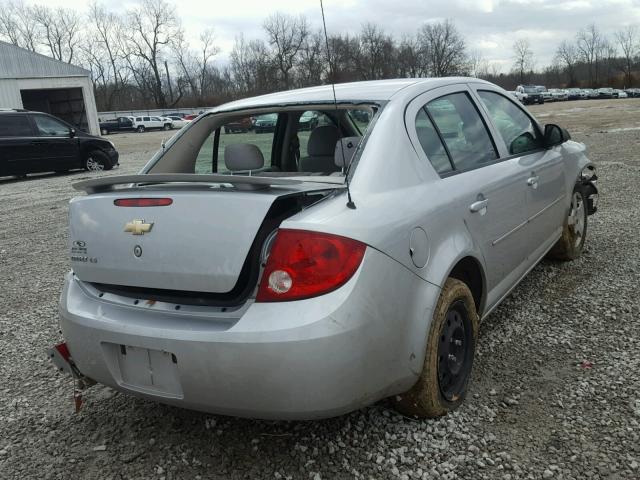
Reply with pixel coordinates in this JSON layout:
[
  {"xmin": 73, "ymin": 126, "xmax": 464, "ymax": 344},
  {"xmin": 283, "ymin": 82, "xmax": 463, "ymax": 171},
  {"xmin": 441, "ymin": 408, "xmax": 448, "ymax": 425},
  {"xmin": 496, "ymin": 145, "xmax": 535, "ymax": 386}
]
[
  {"xmin": 394, "ymin": 278, "xmax": 479, "ymax": 417},
  {"xmin": 437, "ymin": 300, "xmax": 474, "ymax": 402}
]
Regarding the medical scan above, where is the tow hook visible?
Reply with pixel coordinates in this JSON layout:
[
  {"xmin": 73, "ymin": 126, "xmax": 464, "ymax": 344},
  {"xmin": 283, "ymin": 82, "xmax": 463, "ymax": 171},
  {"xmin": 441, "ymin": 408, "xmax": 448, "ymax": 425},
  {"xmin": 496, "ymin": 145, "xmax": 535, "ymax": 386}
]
[{"xmin": 47, "ymin": 342, "xmax": 96, "ymax": 412}]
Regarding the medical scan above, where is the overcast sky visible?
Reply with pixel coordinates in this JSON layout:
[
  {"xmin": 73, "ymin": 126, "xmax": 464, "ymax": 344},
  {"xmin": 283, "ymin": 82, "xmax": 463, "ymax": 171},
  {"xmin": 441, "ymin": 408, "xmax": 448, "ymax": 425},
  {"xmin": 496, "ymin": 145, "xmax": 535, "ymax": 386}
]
[{"xmin": 26, "ymin": 0, "xmax": 640, "ymax": 72}]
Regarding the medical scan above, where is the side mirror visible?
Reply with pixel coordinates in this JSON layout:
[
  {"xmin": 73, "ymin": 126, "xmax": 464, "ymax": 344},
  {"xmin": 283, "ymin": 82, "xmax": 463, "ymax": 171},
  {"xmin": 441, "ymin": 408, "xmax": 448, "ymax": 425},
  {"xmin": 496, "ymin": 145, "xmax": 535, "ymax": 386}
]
[
  {"xmin": 69, "ymin": 128, "xmax": 76, "ymax": 138},
  {"xmin": 544, "ymin": 124, "xmax": 570, "ymax": 147}
]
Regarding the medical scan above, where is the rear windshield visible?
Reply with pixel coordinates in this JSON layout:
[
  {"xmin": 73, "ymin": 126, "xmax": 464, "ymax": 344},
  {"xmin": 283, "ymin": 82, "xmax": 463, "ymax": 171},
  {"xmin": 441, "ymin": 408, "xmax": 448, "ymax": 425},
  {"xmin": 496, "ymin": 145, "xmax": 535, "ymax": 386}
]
[{"xmin": 148, "ymin": 106, "xmax": 377, "ymax": 178}]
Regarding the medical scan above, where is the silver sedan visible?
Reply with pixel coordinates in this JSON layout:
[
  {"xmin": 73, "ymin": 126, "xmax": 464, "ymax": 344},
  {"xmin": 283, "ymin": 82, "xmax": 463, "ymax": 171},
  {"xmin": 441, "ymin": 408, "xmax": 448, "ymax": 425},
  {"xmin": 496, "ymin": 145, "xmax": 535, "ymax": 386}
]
[{"xmin": 54, "ymin": 78, "xmax": 598, "ymax": 419}]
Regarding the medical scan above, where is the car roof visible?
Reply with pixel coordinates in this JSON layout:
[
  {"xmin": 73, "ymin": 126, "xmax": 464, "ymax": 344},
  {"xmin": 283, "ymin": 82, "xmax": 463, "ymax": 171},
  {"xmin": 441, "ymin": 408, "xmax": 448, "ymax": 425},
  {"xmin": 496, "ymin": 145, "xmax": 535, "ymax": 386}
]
[{"xmin": 211, "ymin": 77, "xmax": 492, "ymax": 113}]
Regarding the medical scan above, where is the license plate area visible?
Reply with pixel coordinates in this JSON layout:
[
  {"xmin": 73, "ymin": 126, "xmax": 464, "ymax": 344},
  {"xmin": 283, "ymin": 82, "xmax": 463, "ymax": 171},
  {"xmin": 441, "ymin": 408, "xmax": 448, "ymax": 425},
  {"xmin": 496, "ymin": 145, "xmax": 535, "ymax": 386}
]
[{"xmin": 102, "ymin": 343, "xmax": 183, "ymax": 398}]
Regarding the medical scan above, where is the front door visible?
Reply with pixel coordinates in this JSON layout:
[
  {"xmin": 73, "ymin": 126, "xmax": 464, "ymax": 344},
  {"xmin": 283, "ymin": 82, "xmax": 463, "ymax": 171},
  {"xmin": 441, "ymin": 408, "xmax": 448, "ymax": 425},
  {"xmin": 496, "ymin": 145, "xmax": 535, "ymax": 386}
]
[
  {"xmin": 473, "ymin": 89, "xmax": 565, "ymax": 261},
  {"xmin": 31, "ymin": 114, "xmax": 80, "ymax": 172}
]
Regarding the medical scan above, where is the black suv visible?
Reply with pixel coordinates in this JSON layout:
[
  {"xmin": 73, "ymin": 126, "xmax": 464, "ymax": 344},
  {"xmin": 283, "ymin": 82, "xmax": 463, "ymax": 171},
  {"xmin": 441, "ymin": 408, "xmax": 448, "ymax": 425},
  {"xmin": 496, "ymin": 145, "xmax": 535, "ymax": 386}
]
[{"xmin": 0, "ymin": 110, "xmax": 119, "ymax": 177}]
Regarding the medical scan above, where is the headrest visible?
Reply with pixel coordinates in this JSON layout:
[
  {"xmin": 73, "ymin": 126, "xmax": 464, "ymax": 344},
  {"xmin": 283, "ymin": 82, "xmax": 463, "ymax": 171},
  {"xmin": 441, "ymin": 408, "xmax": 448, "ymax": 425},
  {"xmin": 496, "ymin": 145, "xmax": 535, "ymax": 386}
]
[
  {"xmin": 224, "ymin": 143, "xmax": 264, "ymax": 172},
  {"xmin": 334, "ymin": 136, "xmax": 361, "ymax": 169},
  {"xmin": 307, "ymin": 125, "xmax": 341, "ymax": 156}
]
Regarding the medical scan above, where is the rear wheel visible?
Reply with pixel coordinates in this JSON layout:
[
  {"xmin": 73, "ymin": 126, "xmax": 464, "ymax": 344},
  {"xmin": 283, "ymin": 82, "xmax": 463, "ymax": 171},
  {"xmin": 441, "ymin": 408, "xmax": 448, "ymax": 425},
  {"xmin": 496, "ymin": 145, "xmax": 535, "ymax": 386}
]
[
  {"xmin": 101, "ymin": 128, "xmax": 109, "ymax": 135},
  {"xmin": 547, "ymin": 185, "xmax": 587, "ymax": 261},
  {"xmin": 394, "ymin": 278, "xmax": 479, "ymax": 418},
  {"xmin": 163, "ymin": 123, "xmax": 171, "ymax": 131},
  {"xmin": 137, "ymin": 125, "xmax": 145, "ymax": 133},
  {"xmin": 84, "ymin": 150, "xmax": 113, "ymax": 172}
]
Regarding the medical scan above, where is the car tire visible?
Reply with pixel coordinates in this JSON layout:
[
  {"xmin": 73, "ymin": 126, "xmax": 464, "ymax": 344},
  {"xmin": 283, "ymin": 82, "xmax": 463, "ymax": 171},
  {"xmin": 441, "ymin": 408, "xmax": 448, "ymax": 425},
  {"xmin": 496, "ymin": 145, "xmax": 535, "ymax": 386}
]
[
  {"xmin": 163, "ymin": 124, "xmax": 171, "ymax": 131},
  {"xmin": 101, "ymin": 128, "xmax": 109, "ymax": 135},
  {"xmin": 84, "ymin": 150, "xmax": 113, "ymax": 172},
  {"xmin": 394, "ymin": 278, "xmax": 479, "ymax": 418},
  {"xmin": 547, "ymin": 185, "xmax": 587, "ymax": 261},
  {"xmin": 137, "ymin": 126, "xmax": 145, "ymax": 133}
]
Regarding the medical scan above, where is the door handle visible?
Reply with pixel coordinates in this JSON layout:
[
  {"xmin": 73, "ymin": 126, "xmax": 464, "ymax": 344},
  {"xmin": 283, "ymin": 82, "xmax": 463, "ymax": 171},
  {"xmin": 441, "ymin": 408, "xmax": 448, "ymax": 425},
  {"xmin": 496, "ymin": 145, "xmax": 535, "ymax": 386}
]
[
  {"xmin": 527, "ymin": 176, "xmax": 539, "ymax": 188},
  {"xmin": 469, "ymin": 199, "xmax": 488, "ymax": 213}
]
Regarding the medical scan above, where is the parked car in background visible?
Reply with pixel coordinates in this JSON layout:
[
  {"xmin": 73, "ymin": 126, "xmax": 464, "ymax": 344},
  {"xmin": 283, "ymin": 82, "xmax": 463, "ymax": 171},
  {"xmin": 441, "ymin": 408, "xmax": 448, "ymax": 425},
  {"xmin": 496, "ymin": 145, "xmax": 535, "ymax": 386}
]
[
  {"xmin": 54, "ymin": 78, "xmax": 597, "ymax": 420},
  {"xmin": 0, "ymin": 109, "xmax": 118, "ymax": 176},
  {"xmin": 99, "ymin": 116, "xmax": 135, "ymax": 135},
  {"xmin": 224, "ymin": 117, "xmax": 252, "ymax": 133},
  {"xmin": 132, "ymin": 116, "xmax": 173, "ymax": 133},
  {"xmin": 536, "ymin": 86, "xmax": 552, "ymax": 102},
  {"xmin": 298, "ymin": 111, "xmax": 319, "ymax": 131},
  {"xmin": 566, "ymin": 88, "xmax": 582, "ymax": 100},
  {"xmin": 625, "ymin": 88, "xmax": 640, "ymax": 97},
  {"xmin": 597, "ymin": 88, "xmax": 614, "ymax": 99},
  {"xmin": 254, "ymin": 113, "xmax": 278, "ymax": 133},
  {"xmin": 587, "ymin": 89, "xmax": 600, "ymax": 99},
  {"xmin": 579, "ymin": 89, "xmax": 590, "ymax": 99},
  {"xmin": 515, "ymin": 85, "xmax": 544, "ymax": 104},
  {"xmin": 164, "ymin": 112, "xmax": 187, "ymax": 119},
  {"xmin": 614, "ymin": 89, "xmax": 627, "ymax": 98},
  {"xmin": 549, "ymin": 88, "xmax": 568, "ymax": 101},
  {"xmin": 165, "ymin": 116, "xmax": 190, "ymax": 128},
  {"xmin": 183, "ymin": 114, "xmax": 198, "ymax": 121}
]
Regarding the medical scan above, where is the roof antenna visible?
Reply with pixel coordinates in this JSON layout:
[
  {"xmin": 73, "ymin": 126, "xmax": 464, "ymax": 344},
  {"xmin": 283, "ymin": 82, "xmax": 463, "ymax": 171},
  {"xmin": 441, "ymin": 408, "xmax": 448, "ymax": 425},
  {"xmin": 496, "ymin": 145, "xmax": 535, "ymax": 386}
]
[{"xmin": 320, "ymin": 0, "xmax": 355, "ymax": 210}]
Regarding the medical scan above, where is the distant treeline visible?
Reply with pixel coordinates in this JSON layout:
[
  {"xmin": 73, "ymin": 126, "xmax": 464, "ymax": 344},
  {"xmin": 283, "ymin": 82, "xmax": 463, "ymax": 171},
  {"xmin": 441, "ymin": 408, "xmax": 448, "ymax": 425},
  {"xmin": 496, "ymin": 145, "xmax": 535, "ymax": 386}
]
[{"xmin": 1, "ymin": 0, "xmax": 639, "ymax": 110}]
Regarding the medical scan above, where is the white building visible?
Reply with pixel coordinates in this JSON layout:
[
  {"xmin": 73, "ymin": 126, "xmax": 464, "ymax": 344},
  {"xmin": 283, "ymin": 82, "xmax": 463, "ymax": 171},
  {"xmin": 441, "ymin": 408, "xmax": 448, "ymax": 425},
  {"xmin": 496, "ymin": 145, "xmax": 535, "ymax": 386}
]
[{"xmin": 0, "ymin": 41, "xmax": 99, "ymax": 135}]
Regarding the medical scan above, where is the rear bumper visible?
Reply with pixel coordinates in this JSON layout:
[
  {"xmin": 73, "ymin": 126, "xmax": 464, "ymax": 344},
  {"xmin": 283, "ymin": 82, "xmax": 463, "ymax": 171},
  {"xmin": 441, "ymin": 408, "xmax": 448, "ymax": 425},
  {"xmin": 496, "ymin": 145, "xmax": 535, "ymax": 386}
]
[{"xmin": 59, "ymin": 248, "xmax": 440, "ymax": 419}]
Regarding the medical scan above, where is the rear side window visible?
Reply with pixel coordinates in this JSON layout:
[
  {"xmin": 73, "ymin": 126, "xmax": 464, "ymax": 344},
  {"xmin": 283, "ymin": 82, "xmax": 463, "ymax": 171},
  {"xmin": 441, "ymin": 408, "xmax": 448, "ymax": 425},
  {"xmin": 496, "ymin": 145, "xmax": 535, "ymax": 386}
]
[
  {"xmin": 477, "ymin": 91, "xmax": 543, "ymax": 155},
  {"xmin": 415, "ymin": 109, "xmax": 452, "ymax": 174},
  {"xmin": 425, "ymin": 92, "xmax": 497, "ymax": 172},
  {"xmin": 0, "ymin": 115, "xmax": 32, "ymax": 136}
]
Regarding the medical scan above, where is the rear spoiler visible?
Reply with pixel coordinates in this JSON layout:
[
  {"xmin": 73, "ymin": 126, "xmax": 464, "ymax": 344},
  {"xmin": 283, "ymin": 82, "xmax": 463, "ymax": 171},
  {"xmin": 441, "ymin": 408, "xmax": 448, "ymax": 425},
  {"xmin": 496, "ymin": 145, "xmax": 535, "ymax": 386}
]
[{"xmin": 73, "ymin": 174, "xmax": 305, "ymax": 194}]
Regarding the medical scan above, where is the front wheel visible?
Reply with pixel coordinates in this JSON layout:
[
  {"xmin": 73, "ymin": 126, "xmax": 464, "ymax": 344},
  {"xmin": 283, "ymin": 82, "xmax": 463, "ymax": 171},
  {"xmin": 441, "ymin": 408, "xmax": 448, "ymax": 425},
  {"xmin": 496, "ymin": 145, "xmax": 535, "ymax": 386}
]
[
  {"xmin": 101, "ymin": 128, "xmax": 109, "ymax": 135},
  {"xmin": 136, "ymin": 125, "xmax": 145, "ymax": 133},
  {"xmin": 394, "ymin": 278, "xmax": 479, "ymax": 418},
  {"xmin": 163, "ymin": 124, "xmax": 171, "ymax": 131},
  {"xmin": 84, "ymin": 150, "xmax": 113, "ymax": 172},
  {"xmin": 547, "ymin": 186, "xmax": 587, "ymax": 261}
]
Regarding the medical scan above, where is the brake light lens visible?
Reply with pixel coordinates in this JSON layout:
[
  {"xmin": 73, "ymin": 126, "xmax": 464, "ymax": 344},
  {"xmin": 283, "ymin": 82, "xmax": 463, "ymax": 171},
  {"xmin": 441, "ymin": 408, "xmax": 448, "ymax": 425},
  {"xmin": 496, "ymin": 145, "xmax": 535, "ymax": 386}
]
[
  {"xmin": 256, "ymin": 229, "xmax": 366, "ymax": 302},
  {"xmin": 114, "ymin": 198, "xmax": 173, "ymax": 207}
]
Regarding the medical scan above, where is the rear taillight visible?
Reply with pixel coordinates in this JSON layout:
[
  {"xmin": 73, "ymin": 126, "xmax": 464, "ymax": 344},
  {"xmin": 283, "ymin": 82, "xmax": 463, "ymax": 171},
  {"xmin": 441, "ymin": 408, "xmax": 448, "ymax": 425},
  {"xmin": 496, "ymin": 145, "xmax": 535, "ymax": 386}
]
[
  {"xmin": 256, "ymin": 229, "xmax": 366, "ymax": 302},
  {"xmin": 114, "ymin": 198, "xmax": 173, "ymax": 207}
]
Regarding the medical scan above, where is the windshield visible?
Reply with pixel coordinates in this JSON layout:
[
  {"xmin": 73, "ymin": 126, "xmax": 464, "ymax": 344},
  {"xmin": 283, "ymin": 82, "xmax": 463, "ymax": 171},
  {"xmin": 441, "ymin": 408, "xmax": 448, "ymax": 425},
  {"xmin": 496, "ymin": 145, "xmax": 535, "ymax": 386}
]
[
  {"xmin": 146, "ymin": 105, "xmax": 377, "ymax": 178},
  {"xmin": 523, "ymin": 87, "xmax": 538, "ymax": 93}
]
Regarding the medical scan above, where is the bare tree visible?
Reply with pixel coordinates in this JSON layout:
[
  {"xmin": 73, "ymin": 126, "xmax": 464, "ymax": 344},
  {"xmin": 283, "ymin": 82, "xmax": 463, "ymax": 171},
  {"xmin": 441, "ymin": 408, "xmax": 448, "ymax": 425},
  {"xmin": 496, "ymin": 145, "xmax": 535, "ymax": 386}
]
[
  {"xmin": 124, "ymin": 0, "xmax": 181, "ymax": 108},
  {"xmin": 419, "ymin": 20, "xmax": 468, "ymax": 77},
  {"xmin": 576, "ymin": 24, "xmax": 603, "ymax": 87},
  {"xmin": 0, "ymin": 1, "xmax": 40, "ymax": 52},
  {"xmin": 172, "ymin": 28, "xmax": 219, "ymax": 102},
  {"xmin": 263, "ymin": 12, "xmax": 309, "ymax": 89},
  {"xmin": 33, "ymin": 5, "xmax": 82, "ymax": 63},
  {"xmin": 555, "ymin": 40, "xmax": 578, "ymax": 86},
  {"xmin": 353, "ymin": 23, "xmax": 395, "ymax": 80},
  {"xmin": 230, "ymin": 34, "xmax": 276, "ymax": 95},
  {"xmin": 512, "ymin": 38, "xmax": 534, "ymax": 83},
  {"xmin": 616, "ymin": 26, "xmax": 638, "ymax": 88},
  {"xmin": 396, "ymin": 34, "xmax": 425, "ymax": 77},
  {"xmin": 297, "ymin": 31, "xmax": 326, "ymax": 87},
  {"xmin": 85, "ymin": 3, "xmax": 129, "ymax": 109}
]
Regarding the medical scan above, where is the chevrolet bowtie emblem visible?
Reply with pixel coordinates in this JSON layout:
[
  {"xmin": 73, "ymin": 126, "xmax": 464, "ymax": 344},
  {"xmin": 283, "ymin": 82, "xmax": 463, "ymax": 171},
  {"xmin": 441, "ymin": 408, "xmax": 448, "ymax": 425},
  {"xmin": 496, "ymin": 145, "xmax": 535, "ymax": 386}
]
[{"xmin": 124, "ymin": 219, "xmax": 153, "ymax": 235}]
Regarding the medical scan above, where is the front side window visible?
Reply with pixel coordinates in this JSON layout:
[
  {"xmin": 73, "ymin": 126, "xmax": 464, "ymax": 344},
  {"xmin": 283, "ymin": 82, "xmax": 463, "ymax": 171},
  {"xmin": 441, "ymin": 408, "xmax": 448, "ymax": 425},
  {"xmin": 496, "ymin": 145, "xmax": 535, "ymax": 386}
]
[
  {"xmin": 33, "ymin": 115, "xmax": 70, "ymax": 137},
  {"xmin": 0, "ymin": 115, "xmax": 32, "ymax": 136},
  {"xmin": 477, "ymin": 91, "xmax": 543, "ymax": 155},
  {"xmin": 425, "ymin": 92, "xmax": 497, "ymax": 172}
]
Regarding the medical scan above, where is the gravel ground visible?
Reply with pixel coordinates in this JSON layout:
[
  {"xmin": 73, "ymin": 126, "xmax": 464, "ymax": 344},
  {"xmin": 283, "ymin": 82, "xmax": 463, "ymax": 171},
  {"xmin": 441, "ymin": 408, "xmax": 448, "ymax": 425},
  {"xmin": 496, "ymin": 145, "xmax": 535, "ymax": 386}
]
[{"xmin": 1, "ymin": 99, "xmax": 639, "ymax": 480}]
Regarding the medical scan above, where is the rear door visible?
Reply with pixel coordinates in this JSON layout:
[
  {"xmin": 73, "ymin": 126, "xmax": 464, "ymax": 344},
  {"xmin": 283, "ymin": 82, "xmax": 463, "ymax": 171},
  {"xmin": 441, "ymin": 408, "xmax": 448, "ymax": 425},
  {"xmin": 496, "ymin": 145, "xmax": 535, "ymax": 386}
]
[
  {"xmin": 473, "ymin": 88, "xmax": 566, "ymax": 261},
  {"xmin": 0, "ymin": 114, "xmax": 39, "ymax": 175},
  {"xmin": 31, "ymin": 114, "xmax": 80, "ymax": 172},
  {"xmin": 407, "ymin": 85, "xmax": 532, "ymax": 308}
]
